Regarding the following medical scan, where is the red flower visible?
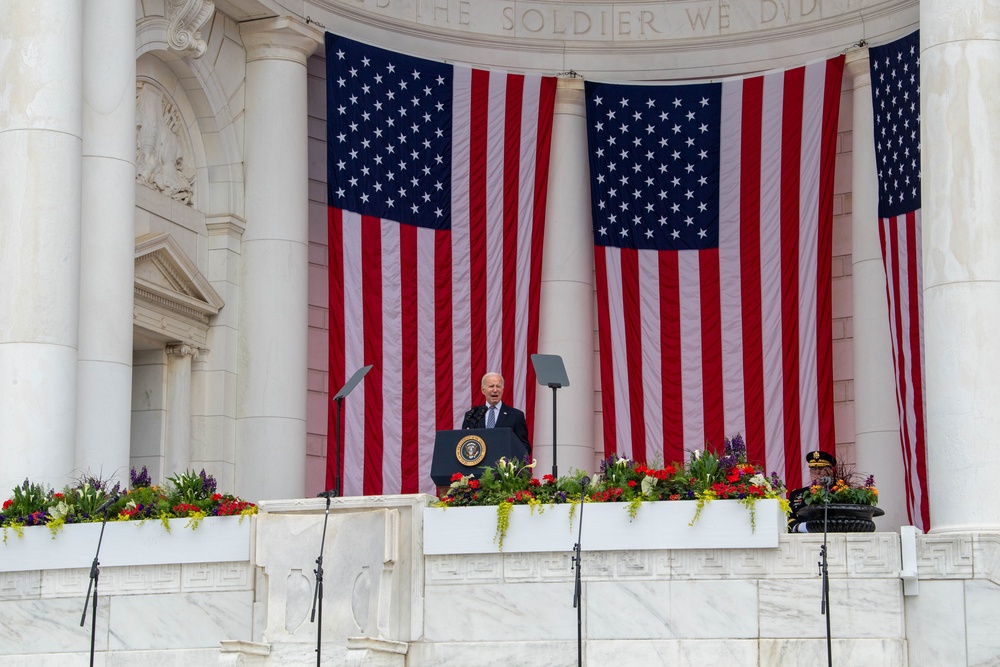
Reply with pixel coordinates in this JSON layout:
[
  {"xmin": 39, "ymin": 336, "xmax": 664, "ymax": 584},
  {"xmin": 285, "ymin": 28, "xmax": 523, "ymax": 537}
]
[
  {"xmin": 2, "ymin": 499, "xmax": 13, "ymax": 510},
  {"xmin": 450, "ymin": 472, "xmax": 464, "ymax": 482},
  {"xmin": 53, "ymin": 492, "xmax": 64, "ymax": 499},
  {"xmin": 669, "ymin": 494, "xmax": 681, "ymax": 501},
  {"xmin": 211, "ymin": 493, "xmax": 222, "ymax": 501},
  {"xmin": 726, "ymin": 472, "xmax": 741, "ymax": 483},
  {"xmin": 627, "ymin": 480, "xmax": 637, "ymax": 488},
  {"xmin": 542, "ymin": 474, "xmax": 555, "ymax": 484},
  {"xmin": 529, "ymin": 478, "xmax": 541, "ymax": 487},
  {"xmin": 469, "ymin": 479, "xmax": 480, "ymax": 489},
  {"xmin": 172, "ymin": 503, "xmax": 202, "ymax": 514}
]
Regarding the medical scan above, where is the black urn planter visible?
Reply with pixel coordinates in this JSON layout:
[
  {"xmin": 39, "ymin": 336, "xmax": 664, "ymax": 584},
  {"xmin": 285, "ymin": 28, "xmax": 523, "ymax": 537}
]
[{"xmin": 798, "ymin": 503, "xmax": 886, "ymax": 533}]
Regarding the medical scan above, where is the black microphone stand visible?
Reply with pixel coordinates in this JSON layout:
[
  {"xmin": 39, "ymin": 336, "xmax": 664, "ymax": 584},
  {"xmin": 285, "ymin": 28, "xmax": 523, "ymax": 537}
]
[
  {"xmin": 572, "ymin": 476, "xmax": 590, "ymax": 667},
  {"xmin": 81, "ymin": 501, "xmax": 114, "ymax": 666},
  {"xmin": 310, "ymin": 491, "xmax": 334, "ymax": 666},
  {"xmin": 817, "ymin": 479, "xmax": 832, "ymax": 667}
]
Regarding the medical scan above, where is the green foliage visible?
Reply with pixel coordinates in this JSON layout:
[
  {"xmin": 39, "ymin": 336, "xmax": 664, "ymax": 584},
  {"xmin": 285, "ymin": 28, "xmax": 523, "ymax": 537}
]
[
  {"xmin": 803, "ymin": 468, "xmax": 879, "ymax": 507},
  {"xmin": 0, "ymin": 467, "xmax": 257, "ymax": 539},
  {"xmin": 435, "ymin": 434, "xmax": 790, "ymax": 544}
]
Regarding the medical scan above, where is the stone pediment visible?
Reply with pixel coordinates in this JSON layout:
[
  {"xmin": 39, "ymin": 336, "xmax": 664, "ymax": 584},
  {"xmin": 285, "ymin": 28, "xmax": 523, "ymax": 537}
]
[{"xmin": 134, "ymin": 233, "xmax": 223, "ymax": 347}]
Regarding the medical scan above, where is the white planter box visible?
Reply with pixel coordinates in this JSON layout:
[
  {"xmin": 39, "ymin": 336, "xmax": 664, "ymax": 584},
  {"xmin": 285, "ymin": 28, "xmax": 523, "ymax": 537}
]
[
  {"xmin": 1, "ymin": 515, "xmax": 253, "ymax": 572},
  {"xmin": 423, "ymin": 499, "xmax": 783, "ymax": 554}
]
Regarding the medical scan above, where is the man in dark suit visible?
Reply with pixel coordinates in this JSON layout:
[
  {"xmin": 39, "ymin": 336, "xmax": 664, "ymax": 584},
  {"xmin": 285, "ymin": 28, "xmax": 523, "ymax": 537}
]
[
  {"xmin": 461, "ymin": 372, "xmax": 531, "ymax": 453},
  {"xmin": 788, "ymin": 450, "xmax": 837, "ymax": 532}
]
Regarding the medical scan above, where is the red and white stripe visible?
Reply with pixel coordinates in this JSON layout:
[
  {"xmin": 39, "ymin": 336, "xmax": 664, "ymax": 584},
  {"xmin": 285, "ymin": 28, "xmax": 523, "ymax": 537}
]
[
  {"xmin": 879, "ymin": 210, "xmax": 929, "ymax": 531},
  {"xmin": 328, "ymin": 69, "xmax": 556, "ymax": 496},
  {"xmin": 595, "ymin": 57, "xmax": 843, "ymax": 488}
]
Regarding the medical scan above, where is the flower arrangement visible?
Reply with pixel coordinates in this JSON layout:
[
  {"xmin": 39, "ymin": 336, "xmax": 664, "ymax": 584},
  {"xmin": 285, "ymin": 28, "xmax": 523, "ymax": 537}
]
[
  {"xmin": 1, "ymin": 467, "xmax": 257, "ymax": 542},
  {"xmin": 436, "ymin": 434, "xmax": 788, "ymax": 547},
  {"xmin": 802, "ymin": 468, "xmax": 879, "ymax": 507}
]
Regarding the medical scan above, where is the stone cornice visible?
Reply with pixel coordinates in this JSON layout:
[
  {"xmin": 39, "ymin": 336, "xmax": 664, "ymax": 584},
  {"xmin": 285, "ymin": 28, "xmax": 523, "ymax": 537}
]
[
  {"xmin": 240, "ymin": 16, "xmax": 324, "ymax": 65},
  {"xmin": 303, "ymin": 0, "xmax": 918, "ymax": 79}
]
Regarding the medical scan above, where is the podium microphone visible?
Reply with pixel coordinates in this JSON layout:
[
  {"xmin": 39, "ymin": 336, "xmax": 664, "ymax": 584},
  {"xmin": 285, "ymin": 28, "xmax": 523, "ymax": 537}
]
[
  {"xmin": 819, "ymin": 477, "xmax": 834, "ymax": 487},
  {"xmin": 317, "ymin": 490, "xmax": 338, "ymax": 499}
]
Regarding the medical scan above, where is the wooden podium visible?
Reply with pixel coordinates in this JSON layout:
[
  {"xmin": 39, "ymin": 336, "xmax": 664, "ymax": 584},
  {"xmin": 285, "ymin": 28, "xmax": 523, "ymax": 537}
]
[{"xmin": 431, "ymin": 428, "xmax": 528, "ymax": 487}]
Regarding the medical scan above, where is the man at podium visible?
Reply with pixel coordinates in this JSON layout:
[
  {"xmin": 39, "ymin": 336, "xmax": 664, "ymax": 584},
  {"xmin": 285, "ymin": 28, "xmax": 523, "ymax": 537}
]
[{"xmin": 461, "ymin": 372, "xmax": 531, "ymax": 452}]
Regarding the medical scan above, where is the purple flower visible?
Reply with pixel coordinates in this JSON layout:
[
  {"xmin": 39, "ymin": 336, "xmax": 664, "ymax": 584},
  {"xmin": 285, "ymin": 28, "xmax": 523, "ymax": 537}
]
[
  {"xmin": 724, "ymin": 434, "xmax": 746, "ymax": 462},
  {"xmin": 199, "ymin": 469, "xmax": 218, "ymax": 495},
  {"xmin": 130, "ymin": 466, "xmax": 151, "ymax": 489}
]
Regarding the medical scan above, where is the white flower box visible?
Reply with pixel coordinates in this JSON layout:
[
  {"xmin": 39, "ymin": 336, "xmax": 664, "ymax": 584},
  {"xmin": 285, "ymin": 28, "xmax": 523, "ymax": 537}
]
[
  {"xmin": 1, "ymin": 515, "xmax": 253, "ymax": 573},
  {"xmin": 423, "ymin": 498, "xmax": 783, "ymax": 554}
]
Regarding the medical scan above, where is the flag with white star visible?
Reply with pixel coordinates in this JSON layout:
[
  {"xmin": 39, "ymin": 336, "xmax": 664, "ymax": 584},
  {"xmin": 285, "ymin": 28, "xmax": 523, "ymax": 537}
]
[
  {"xmin": 325, "ymin": 33, "xmax": 556, "ymax": 496},
  {"xmin": 586, "ymin": 57, "xmax": 844, "ymax": 492},
  {"xmin": 869, "ymin": 29, "xmax": 929, "ymax": 531}
]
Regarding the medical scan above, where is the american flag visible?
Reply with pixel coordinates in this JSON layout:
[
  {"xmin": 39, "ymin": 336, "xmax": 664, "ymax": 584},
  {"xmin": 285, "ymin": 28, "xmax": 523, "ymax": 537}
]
[
  {"xmin": 586, "ymin": 56, "xmax": 844, "ymax": 490},
  {"xmin": 869, "ymin": 30, "xmax": 930, "ymax": 531},
  {"xmin": 324, "ymin": 33, "xmax": 556, "ymax": 495}
]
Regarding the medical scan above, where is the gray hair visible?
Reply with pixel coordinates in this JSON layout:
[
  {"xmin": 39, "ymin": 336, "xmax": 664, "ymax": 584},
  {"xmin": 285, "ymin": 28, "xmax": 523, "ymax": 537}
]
[{"xmin": 481, "ymin": 372, "xmax": 504, "ymax": 387}]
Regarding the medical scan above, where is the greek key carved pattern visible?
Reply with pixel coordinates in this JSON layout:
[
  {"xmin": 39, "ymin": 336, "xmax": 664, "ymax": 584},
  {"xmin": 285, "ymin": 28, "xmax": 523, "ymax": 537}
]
[
  {"xmin": 537, "ymin": 553, "xmax": 573, "ymax": 581},
  {"xmin": 973, "ymin": 534, "xmax": 1000, "ymax": 585},
  {"xmin": 916, "ymin": 534, "xmax": 974, "ymax": 579},
  {"xmin": 101, "ymin": 564, "xmax": 183, "ymax": 595},
  {"xmin": 503, "ymin": 553, "xmax": 541, "ymax": 580},
  {"xmin": 424, "ymin": 554, "xmax": 502, "ymax": 584},
  {"xmin": 613, "ymin": 550, "xmax": 653, "ymax": 578},
  {"xmin": 40, "ymin": 567, "xmax": 91, "ymax": 597},
  {"xmin": 769, "ymin": 535, "xmax": 845, "ymax": 577},
  {"xmin": 845, "ymin": 534, "xmax": 900, "ymax": 577},
  {"xmin": 504, "ymin": 552, "xmax": 571, "ymax": 582},
  {"xmin": 0, "ymin": 571, "xmax": 40, "ymax": 601},
  {"xmin": 672, "ymin": 550, "xmax": 732, "ymax": 579},
  {"xmin": 182, "ymin": 562, "xmax": 253, "ymax": 591}
]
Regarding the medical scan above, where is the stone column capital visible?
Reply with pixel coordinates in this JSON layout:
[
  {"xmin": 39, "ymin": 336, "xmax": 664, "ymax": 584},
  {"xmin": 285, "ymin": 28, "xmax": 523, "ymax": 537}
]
[
  {"xmin": 844, "ymin": 48, "xmax": 871, "ymax": 88},
  {"xmin": 240, "ymin": 17, "xmax": 323, "ymax": 66},
  {"xmin": 554, "ymin": 76, "xmax": 586, "ymax": 117},
  {"xmin": 166, "ymin": 343, "xmax": 201, "ymax": 360}
]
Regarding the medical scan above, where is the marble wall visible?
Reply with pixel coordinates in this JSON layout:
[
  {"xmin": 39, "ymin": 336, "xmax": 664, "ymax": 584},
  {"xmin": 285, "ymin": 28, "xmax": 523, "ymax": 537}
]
[{"xmin": 3, "ymin": 499, "xmax": 1000, "ymax": 665}]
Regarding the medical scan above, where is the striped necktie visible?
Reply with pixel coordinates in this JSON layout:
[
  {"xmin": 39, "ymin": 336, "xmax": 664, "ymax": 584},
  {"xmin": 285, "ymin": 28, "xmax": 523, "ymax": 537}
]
[{"xmin": 486, "ymin": 406, "xmax": 496, "ymax": 428}]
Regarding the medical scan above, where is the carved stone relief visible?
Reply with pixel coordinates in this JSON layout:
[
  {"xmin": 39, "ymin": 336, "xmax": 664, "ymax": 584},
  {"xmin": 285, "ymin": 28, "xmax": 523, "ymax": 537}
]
[
  {"xmin": 167, "ymin": 0, "xmax": 215, "ymax": 58},
  {"xmin": 136, "ymin": 81, "xmax": 197, "ymax": 206}
]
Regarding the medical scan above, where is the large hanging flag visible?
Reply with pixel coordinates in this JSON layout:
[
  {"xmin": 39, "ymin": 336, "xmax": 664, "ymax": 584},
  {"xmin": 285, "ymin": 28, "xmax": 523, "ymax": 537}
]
[
  {"xmin": 325, "ymin": 33, "xmax": 556, "ymax": 495},
  {"xmin": 586, "ymin": 56, "xmax": 844, "ymax": 491},
  {"xmin": 869, "ymin": 30, "xmax": 930, "ymax": 531}
]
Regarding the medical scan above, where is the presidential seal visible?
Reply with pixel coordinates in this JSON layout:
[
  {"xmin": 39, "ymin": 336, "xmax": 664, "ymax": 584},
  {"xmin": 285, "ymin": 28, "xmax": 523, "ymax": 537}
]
[{"xmin": 456, "ymin": 434, "xmax": 487, "ymax": 467}]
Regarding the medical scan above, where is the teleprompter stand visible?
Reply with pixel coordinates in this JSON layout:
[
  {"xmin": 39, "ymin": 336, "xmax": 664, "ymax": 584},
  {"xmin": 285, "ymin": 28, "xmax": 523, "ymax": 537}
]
[
  {"xmin": 530, "ymin": 353, "xmax": 570, "ymax": 479},
  {"xmin": 329, "ymin": 364, "xmax": 372, "ymax": 498}
]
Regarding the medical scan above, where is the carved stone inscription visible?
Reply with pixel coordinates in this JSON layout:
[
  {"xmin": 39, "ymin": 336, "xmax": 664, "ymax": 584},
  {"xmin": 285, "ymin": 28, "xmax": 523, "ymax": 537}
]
[{"xmin": 339, "ymin": 0, "xmax": 849, "ymax": 41}]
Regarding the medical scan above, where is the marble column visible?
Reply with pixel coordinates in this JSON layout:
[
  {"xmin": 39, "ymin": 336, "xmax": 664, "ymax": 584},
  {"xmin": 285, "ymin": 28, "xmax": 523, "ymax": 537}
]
[
  {"xmin": 0, "ymin": 2, "xmax": 83, "ymax": 491},
  {"xmin": 74, "ymin": 0, "xmax": 137, "ymax": 484},
  {"xmin": 844, "ymin": 50, "xmax": 909, "ymax": 531},
  {"xmin": 921, "ymin": 0, "xmax": 1000, "ymax": 531},
  {"xmin": 534, "ymin": 78, "xmax": 596, "ymax": 477},
  {"xmin": 165, "ymin": 344, "xmax": 197, "ymax": 477},
  {"xmin": 236, "ymin": 18, "xmax": 321, "ymax": 501}
]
